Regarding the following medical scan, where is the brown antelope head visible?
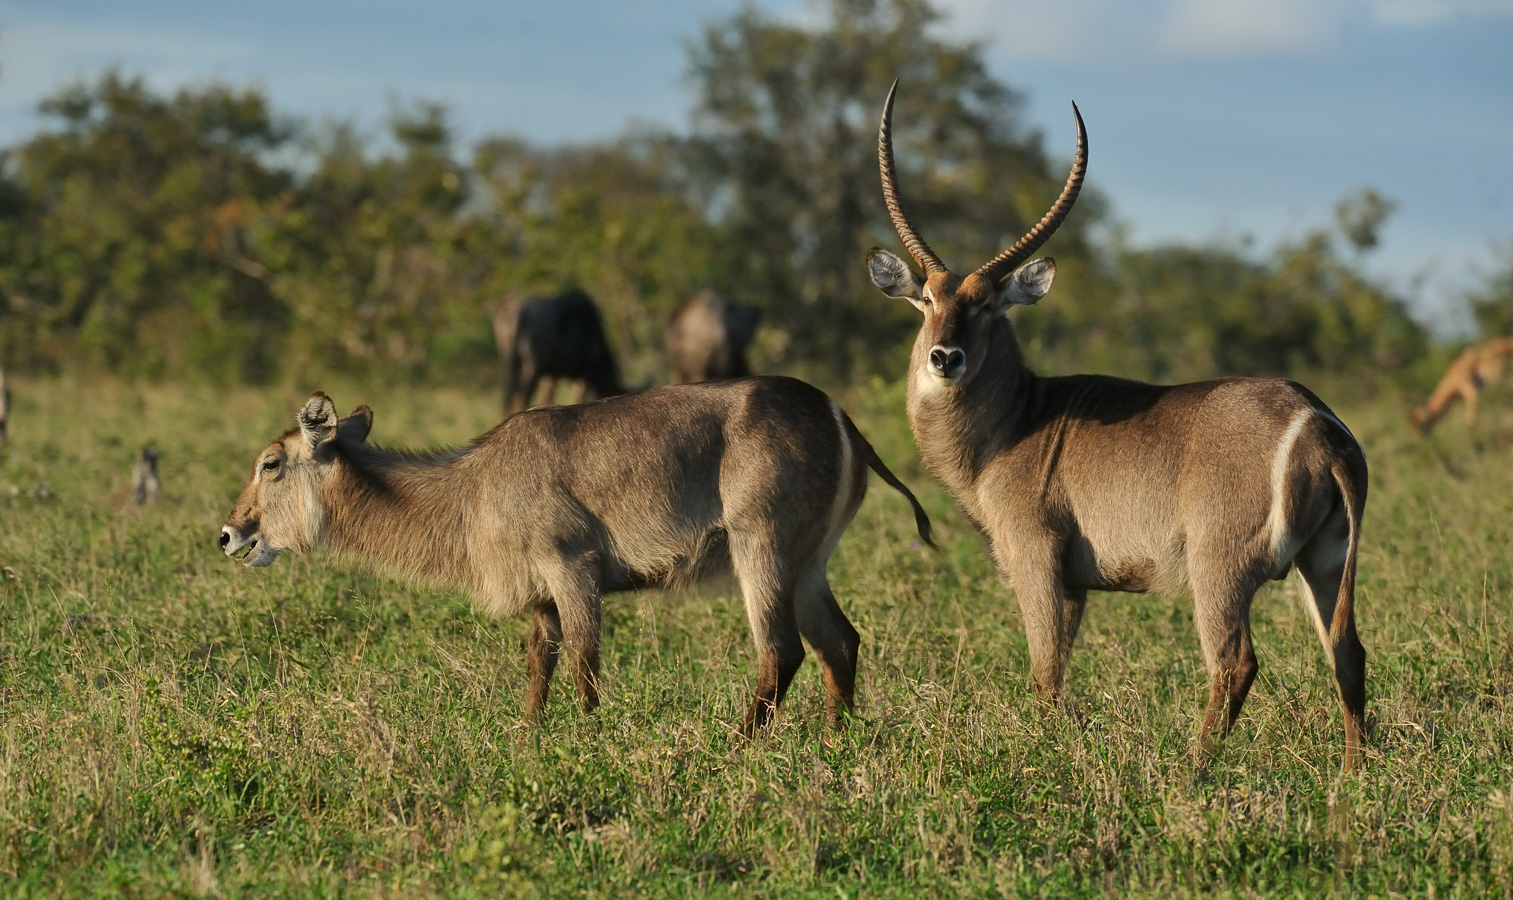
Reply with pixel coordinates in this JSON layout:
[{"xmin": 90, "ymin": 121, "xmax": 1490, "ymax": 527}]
[
  {"xmin": 220, "ymin": 393, "xmax": 372, "ymax": 567},
  {"xmin": 866, "ymin": 81, "xmax": 1085, "ymax": 392}
]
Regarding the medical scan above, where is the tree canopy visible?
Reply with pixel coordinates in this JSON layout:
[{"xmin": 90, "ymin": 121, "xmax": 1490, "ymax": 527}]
[{"xmin": 0, "ymin": 1, "xmax": 1447, "ymax": 389}]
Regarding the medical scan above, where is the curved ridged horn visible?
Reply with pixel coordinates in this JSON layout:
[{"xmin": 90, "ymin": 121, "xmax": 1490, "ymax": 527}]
[
  {"xmin": 974, "ymin": 102, "xmax": 1088, "ymax": 286},
  {"xmin": 878, "ymin": 81, "xmax": 946, "ymax": 275}
]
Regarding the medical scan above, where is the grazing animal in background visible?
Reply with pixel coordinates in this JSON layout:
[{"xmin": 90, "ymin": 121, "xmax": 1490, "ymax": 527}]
[
  {"xmin": 494, "ymin": 289, "xmax": 626, "ymax": 415},
  {"xmin": 132, "ymin": 447, "xmax": 162, "ymax": 505},
  {"xmin": 665, "ymin": 291, "xmax": 761, "ymax": 384},
  {"xmin": 866, "ymin": 83, "xmax": 1369, "ymax": 770},
  {"xmin": 221, "ymin": 381, "xmax": 933, "ymax": 733},
  {"xmin": 0, "ymin": 368, "xmax": 10, "ymax": 444},
  {"xmin": 1410, "ymin": 337, "xmax": 1513, "ymax": 434}
]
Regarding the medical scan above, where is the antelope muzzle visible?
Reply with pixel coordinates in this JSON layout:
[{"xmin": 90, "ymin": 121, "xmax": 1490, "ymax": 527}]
[{"xmin": 927, "ymin": 345, "xmax": 966, "ymax": 381}]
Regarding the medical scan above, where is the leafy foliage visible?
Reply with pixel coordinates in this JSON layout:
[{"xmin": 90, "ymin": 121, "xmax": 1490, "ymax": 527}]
[
  {"xmin": 0, "ymin": 73, "xmax": 291, "ymax": 381},
  {"xmin": 1054, "ymin": 227, "xmax": 1427, "ymax": 383},
  {"xmin": 0, "ymin": 3, "xmax": 1445, "ymax": 389},
  {"xmin": 684, "ymin": 0, "xmax": 1108, "ymax": 376},
  {"xmin": 1469, "ymin": 239, "xmax": 1513, "ymax": 339}
]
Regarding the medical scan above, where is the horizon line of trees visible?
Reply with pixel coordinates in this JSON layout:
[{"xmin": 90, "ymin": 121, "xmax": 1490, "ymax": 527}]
[{"xmin": 0, "ymin": 0, "xmax": 1506, "ymax": 392}]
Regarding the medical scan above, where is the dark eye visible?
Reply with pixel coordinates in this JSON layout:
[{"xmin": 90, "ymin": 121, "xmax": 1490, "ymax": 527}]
[{"xmin": 261, "ymin": 459, "xmax": 280, "ymax": 473}]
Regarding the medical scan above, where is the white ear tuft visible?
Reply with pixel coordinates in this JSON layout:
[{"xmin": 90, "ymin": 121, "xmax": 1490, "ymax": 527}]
[
  {"xmin": 996, "ymin": 257, "xmax": 1057, "ymax": 310},
  {"xmin": 299, "ymin": 392, "xmax": 339, "ymax": 449}
]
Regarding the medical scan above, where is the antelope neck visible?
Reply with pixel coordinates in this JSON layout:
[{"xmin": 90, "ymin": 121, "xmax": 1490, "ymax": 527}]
[
  {"xmin": 906, "ymin": 319, "xmax": 1034, "ymax": 505},
  {"xmin": 319, "ymin": 444, "xmax": 475, "ymax": 588}
]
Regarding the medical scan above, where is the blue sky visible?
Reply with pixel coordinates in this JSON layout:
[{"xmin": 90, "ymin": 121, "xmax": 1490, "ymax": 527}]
[{"xmin": 1, "ymin": 0, "xmax": 1510, "ymax": 332}]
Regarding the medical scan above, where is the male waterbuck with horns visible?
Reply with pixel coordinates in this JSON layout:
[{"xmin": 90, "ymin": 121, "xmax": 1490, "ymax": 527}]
[
  {"xmin": 866, "ymin": 83, "xmax": 1369, "ymax": 769},
  {"xmin": 221, "ymin": 379, "xmax": 933, "ymax": 734}
]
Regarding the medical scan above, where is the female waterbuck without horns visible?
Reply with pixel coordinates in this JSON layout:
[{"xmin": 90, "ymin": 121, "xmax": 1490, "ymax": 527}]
[
  {"xmin": 221, "ymin": 379, "xmax": 933, "ymax": 734},
  {"xmin": 866, "ymin": 83, "xmax": 1369, "ymax": 769}
]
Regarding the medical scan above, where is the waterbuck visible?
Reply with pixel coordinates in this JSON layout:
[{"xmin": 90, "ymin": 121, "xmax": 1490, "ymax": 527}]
[
  {"xmin": 1410, "ymin": 336, "xmax": 1513, "ymax": 434},
  {"xmin": 665, "ymin": 291, "xmax": 761, "ymax": 384},
  {"xmin": 131, "ymin": 446, "xmax": 163, "ymax": 505},
  {"xmin": 220, "ymin": 379, "xmax": 933, "ymax": 733},
  {"xmin": 866, "ymin": 83, "xmax": 1369, "ymax": 769},
  {"xmin": 494, "ymin": 289, "xmax": 626, "ymax": 415}
]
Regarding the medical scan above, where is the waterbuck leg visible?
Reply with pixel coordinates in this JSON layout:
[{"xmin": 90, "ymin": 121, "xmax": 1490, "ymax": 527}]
[
  {"xmin": 542, "ymin": 560, "xmax": 604, "ymax": 715},
  {"xmin": 794, "ymin": 568, "xmax": 861, "ymax": 729},
  {"xmin": 1189, "ymin": 562, "xmax": 1260, "ymax": 759},
  {"xmin": 735, "ymin": 579, "xmax": 805, "ymax": 736},
  {"xmin": 1296, "ymin": 520, "xmax": 1368, "ymax": 771},
  {"xmin": 525, "ymin": 602, "xmax": 564, "ymax": 722},
  {"xmin": 727, "ymin": 528, "xmax": 805, "ymax": 736},
  {"xmin": 1065, "ymin": 586, "xmax": 1088, "ymax": 666},
  {"xmin": 1005, "ymin": 552, "xmax": 1084, "ymax": 706},
  {"xmin": 1462, "ymin": 384, "xmax": 1481, "ymax": 426},
  {"xmin": 559, "ymin": 598, "xmax": 602, "ymax": 714},
  {"xmin": 741, "ymin": 603, "xmax": 804, "ymax": 737}
]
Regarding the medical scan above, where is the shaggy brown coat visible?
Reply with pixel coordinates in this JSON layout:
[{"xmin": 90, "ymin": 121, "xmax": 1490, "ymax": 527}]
[
  {"xmin": 868, "ymin": 82, "xmax": 1369, "ymax": 770},
  {"xmin": 222, "ymin": 377, "xmax": 932, "ymax": 733}
]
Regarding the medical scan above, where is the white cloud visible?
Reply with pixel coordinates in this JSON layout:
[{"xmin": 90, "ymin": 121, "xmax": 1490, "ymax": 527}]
[
  {"xmin": 1158, "ymin": 0, "xmax": 1341, "ymax": 58},
  {"xmin": 932, "ymin": 0, "xmax": 1513, "ymax": 67},
  {"xmin": 0, "ymin": 19, "xmax": 258, "ymax": 106},
  {"xmin": 931, "ymin": 0, "xmax": 1161, "ymax": 63},
  {"xmin": 931, "ymin": 0, "xmax": 1351, "ymax": 63},
  {"xmin": 1369, "ymin": 0, "xmax": 1513, "ymax": 26}
]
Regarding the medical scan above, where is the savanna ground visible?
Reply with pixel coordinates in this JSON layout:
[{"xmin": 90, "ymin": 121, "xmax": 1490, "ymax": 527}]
[{"xmin": 1, "ymin": 374, "xmax": 1511, "ymax": 898}]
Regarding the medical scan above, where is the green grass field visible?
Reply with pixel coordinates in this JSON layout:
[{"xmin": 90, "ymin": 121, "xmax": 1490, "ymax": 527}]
[{"xmin": 1, "ymin": 375, "xmax": 1510, "ymax": 897}]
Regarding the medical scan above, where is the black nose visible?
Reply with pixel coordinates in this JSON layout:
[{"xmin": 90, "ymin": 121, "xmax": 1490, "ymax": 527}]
[
  {"xmin": 219, "ymin": 531, "xmax": 230, "ymax": 549},
  {"xmin": 929, "ymin": 347, "xmax": 965, "ymax": 375}
]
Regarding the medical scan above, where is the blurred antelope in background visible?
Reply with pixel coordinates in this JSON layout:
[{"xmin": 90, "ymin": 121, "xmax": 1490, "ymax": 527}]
[
  {"xmin": 494, "ymin": 288, "xmax": 626, "ymax": 415},
  {"xmin": 665, "ymin": 291, "xmax": 761, "ymax": 383},
  {"xmin": 132, "ymin": 447, "xmax": 162, "ymax": 505},
  {"xmin": 867, "ymin": 83, "xmax": 1369, "ymax": 769},
  {"xmin": 221, "ymin": 381, "xmax": 932, "ymax": 733},
  {"xmin": 1410, "ymin": 337, "xmax": 1513, "ymax": 434}
]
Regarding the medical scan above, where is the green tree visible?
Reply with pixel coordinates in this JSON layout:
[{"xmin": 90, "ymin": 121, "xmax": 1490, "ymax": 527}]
[
  {"xmin": 244, "ymin": 101, "xmax": 485, "ymax": 382},
  {"xmin": 469, "ymin": 133, "xmax": 724, "ymax": 378},
  {"xmin": 0, "ymin": 72, "xmax": 292, "ymax": 380},
  {"xmin": 1079, "ymin": 193, "xmax": 1426, "ymax": 383},
  {"xmin": 1334, "ymin": 187, "xmax": 1397, "ymax": 254},
  {"xmin": 683, "ymin": 0, "xmax": 1106, "ymax": 378},
  {"xmin": 1467, "ymin": 240, "xmax": 1513, "ymax": 338}
]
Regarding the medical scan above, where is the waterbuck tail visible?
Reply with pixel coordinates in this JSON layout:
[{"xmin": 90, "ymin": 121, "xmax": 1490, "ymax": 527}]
[
  {"xmin": 1328, "ymin": 448, "xmax": 1369, "ymax": 770},
  {"xmin": 841, "ymin": 415, "xmax": 936, "ymax": 551}
]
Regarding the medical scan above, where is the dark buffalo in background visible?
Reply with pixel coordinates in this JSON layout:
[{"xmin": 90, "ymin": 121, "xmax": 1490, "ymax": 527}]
[
  {"xmin": 664, "ymin": 291, "xmax": 761, "ymax": 384},
  {"xmin": 494, "ymin": 289, "xmax": 626, "ymax": 415}
]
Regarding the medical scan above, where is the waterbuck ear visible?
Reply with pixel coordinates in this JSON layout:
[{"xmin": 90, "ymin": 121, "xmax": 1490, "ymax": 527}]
[
  {"xmin": 298, "ymin": 392, "xmax": 339, "ymax": 450},
  {"xmin": 867, "ymin": 248, "xmax": 925, "ymax": 306},
  {"xmin": 338, "ymin": 405, "xmax": 373, "ymax": 444},
  {"xmin": 992, "ymin": 257, "xmax": 1056, "ymax": 313}
]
